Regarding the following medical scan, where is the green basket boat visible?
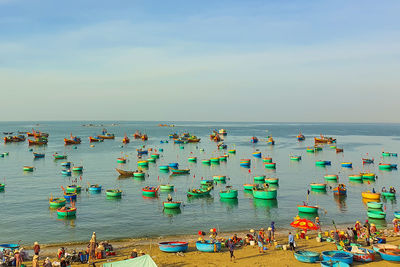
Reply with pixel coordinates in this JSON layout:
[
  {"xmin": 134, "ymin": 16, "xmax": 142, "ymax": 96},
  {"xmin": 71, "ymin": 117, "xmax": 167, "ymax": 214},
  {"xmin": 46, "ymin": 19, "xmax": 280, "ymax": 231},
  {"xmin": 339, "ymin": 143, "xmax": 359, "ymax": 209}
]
[
  {"xmin": 201, "ymin": 180, "xmax": 213, "ymax": 185},
  {"xmin": 367, "ymin": 209, "xmax": 386, "ymax": 219},
  {"xmin": 310, "ymin": 183, "xmax": 327, "ymax": 190},
  {"xmin": 349, "ymin": 174, "xmax": 362, "ymax": 181},
  {"xmin": 367, "ymin": 202, "xmax": 383, "ymax": 209},
  {"xmin": 49, "ymin": 197, "xmax": 66, "ymax": 208},
  {"xmin": 290, "ymin": 156, "xmax": 301, "ymax": 161},
  {"xmin": 151, "ymin": 154, "xmax": 160, "ymax": 159},
  {"xmin": 254, "ymin": 175, "xmax": 266, "ymax": 182},
  {"xmin": 228, "ymin": 149, "xmax": 236, "ymax": 154},
  {"xmin": 306, "ymin": 148, "xmax": 315, "ymax": 153},
  {"xmin": 160, "ymin": 184, "xmax": 174, "ymax": 191},
  {"xmin": 362, "ymin": 173, "xmax": 376, "ymax": 179},
  {"xmin": 330, "ymin": 145, "xmax": 337, "ymax": 149},
  {"xmin": 262, "ymin": 157, "xmax": 273, "ymax": 163},
  {"xmin": 72, "ymin": 166, "xmax": 83, "ymax": 172},
  {"xmin": 188, "ymin": 157, "xmax": 197, "ymax": 162},
  {"xmin": 219, "ymin": 189, "xmax": 238, "ymax": 199},
  {"xmin": 117, "ymin": 158, "xmax": 126, "ymax": 163},
  {"xmin": 202, "ymin": 160, "xmax": 211, "ymax": 164},
  {"xmin": 106, "ymin": 189, "xmax": 122, "ymax": 197},
  {"xmin": 163, "ymin": 201, "xmax": 181, "ymax": 209},
  {"xmin": 66, "ymin": 185, "xmax": 81, "ymax": 193},
  {"xmin": 324, "ymin": 174, "xmax": 338, "ymax": 180},
  {"xmin": 147, "ymin": 157, "xmax": 156, "ymax": 163},
  {"xmin": 210, "ymin": 158, "xmax": 220, "ymax": 163},
  {"xmin": 142, "ymin": 186, "xmax": 159, "ymax": 197},
  {"xmin": 159, "ymin": 165, "xmax": 170, "ymax": 170},
  {"xmin": 315, "ymin": 160, "xmax": 327, "ymax": 166},
  {"xmin": 23, "ymin": 166, "xmax": 34, "ymax": 172},
  {"xmin": 382, "ymin": 192, "xmax": 396, "ymax": 198},
  {"xmin": 3, "ymin": 152, "xmax": 9, "ymax": 156},
  {"xmin": 137, "ymin": 161, "xmax": 149, "ymax": 167},
  {"xmin": 265, "ymin": 162, "xmax": 276, "ymax": 169},
  {"xmin": 382, "ymin": 152, "xmax": 391, "ymax": 157},
  {"xmin": 187, "ymin": 188, "xmax": 212, "ymax": 197},
  {"xmin": 264, "ymin": 178, "xmax": 279, "ymax": 184},
  {"xmin": 252, "ymin": 188, "xmax": 277, "ymax": 200},
  {"xmin": 219, "ymin": 156, "xmax": 227, "ymax": 161},
  {"xmin": 133, "ymin": 172, "xmax": 145, "ymax": 178},
  {"xmin": 314, "ymin": 147, "xmax": 323, "ymax": 151},
  {"xmin": 297, "ymin": 205, "xmax": 319, "ymax": 213},
  {"xmin": 213, "ymin": 175, "xmax": 226, "ymax": 182},
  {"xmin": 0, "ymin": 184, "xmax": 4, "ymax": 191},
  {"xmin": 57, "ymin": 207, "xmax": 76, "ymax": 217},
  {"xmin": 54, "ymin": 154, "xmax": 67, "ymax": 160},
  {"xmin": 243, "ymin": 184, "xmax": 255, "ymax": 190}
]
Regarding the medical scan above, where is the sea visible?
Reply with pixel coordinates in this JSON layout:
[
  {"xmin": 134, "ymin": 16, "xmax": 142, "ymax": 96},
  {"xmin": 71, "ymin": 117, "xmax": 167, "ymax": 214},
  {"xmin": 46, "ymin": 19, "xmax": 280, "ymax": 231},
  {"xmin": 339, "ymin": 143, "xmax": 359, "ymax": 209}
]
[{"xmin": 1, "ymin": 121, "xmax": 400, "ymax": 245}]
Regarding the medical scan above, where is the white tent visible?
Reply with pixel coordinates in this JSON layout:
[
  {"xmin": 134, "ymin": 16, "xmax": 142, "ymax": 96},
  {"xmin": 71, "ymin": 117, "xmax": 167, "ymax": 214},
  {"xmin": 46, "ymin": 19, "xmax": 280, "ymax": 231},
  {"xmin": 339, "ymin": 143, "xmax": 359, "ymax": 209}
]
[{"xmin": 103, "ymin": 255, "xmax": 158, "ymax": 267}]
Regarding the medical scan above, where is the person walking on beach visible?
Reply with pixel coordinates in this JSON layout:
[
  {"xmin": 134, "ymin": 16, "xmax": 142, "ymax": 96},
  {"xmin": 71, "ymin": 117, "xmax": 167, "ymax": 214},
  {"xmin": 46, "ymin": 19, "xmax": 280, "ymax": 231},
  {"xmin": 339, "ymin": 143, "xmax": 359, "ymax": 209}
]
[
  {"xmin": 257, "ymin": 229, "xmax": 265, "ymax": 253},
  {"xmin": 226, "ymin": 238, "xmax": 236, "ymax": 262},
  {"xmin": 33, "ymin": 242, "xmax": 40, "ymax": 255},
  {"xmin": 288, "ymin": 232, "xmax": 295, "ymax": 251},
  {"xmin": 364, "ymin": 220, "xmax": 371, "ymax": 245},
  {"xmin": 270, "ymin": 221, "xmax": 276, "ymax": 240}
]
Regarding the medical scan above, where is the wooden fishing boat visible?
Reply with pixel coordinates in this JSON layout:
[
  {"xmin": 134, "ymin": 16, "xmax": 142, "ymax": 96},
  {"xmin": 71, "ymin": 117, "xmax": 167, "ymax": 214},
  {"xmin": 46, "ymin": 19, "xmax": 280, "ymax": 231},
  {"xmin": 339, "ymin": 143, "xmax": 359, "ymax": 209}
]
[
  {"xmin": 324, "ymin": 174, "xmax": 338, "ymax": 180},
  {"xmin": 97, "ymin": 133, "xmax": 115, "ymax": 139},
  {"xmin": 341, "ymin": 162, "xmax": 352, "ymax": 168},
  {"xmin": 250, "ymin": 136, "xmax": 258, "ymax": 143},
  {"xmin": 33, "ymin": 131, "xmax": 48, "ymax": 138},
  {"xmin": 72, "ymin": 166, "xmax": 83, "ymax": 172},
  {"xmin": 228, "ymin": 149, "xmax": 236, "ymax": 154},
  {"xmin": 310, "ymin": 183, "xmax": 327, "ymax": 190},
  {"xmin": 378, "ymin": 248, "xmax": 400, "ymax": 261},
  {"xmin": 57, "ymin": 206, "xmax": 76, "ymax": 217},
  {"xmin": 362, "ymin": 158, "xmax": 374, "ymax": 164},
  {"xmin": 28, "ymin": 138, "xmax": 48, "ymax": 146},
  {"xmin": 297, "ymin": 205, "xmax": 319, "ymax": 213},
  {"xmin": 333, "ymin": 184, "xmax": 346, "ymax": 195},
  {"xmin": 322, "ymin": 251, "xmax": 353, "ymax": 265},
  {"xmin": 290, "ymin": 155, "xmax": 301, "ymax": 161},
  {"xmin": 265, "ymin": 178, "xmax": 279, "ymax": 184},
  {"xmin": 373, "ymin": 244, "xmax": 397, "ymax": 253},
  {"xmin": 142, "ymin": 186, "xmax": 159, "ymax": 197},
  {"xmin": 262, "ymin": 157, "xmax": 273, "ymax": 163},
  {"xmin": 171, "ymin": 169, "xmax": 190, "ymax": 175},
  {"xmin": 367, "ymin": 202, "xmax": 383, "ymax": 209},
  {"xmin": 362, "ymin": 191, "xmax": 381, "ymax": 200},
  {"xmin": 88, "ymin": 184, "xmax": 102, "ymax": 192},
  {"xmin": 187, "ymin": 187, "xmax": 212, "ymax": 197},
  {"xmin": 53, "ymin": 153, "xmax": 67, "ymax": 160},
  {"xmin": 294, "ymin": 250, "xmax": 320, "ymax": 263},
  {"xmin": 382, "ymin": 152, "xmax": 395, "ymax": 157},
  {"xmin": 63, "ymin": 192, "xmax": 77, "ymax": 201},
  {"xmin": 265, "ymin": 162, "xmax": 276, "ymax": 169},
  {"xmin": 314, "ymin": 146, "xmax": 323, "ymax": 151},
  {"xmin": 160, "ymin": 184, "xmax": 174, "ymax": 191},
  {"xmin": 187, "ymin": 137, "xmax": 201, "ymax": 143},
  {"xmin": 314, "ymin": 136, "xmax": 336, "ymax": 144},
  {"xmin": 367, "ymin": 209, "xmax": 386, "ymax": 219},
  {"xmin": 61, "ymin": 169, "xmax": 71, "ymax": 176},
  {"xmin": 117, "ymin": 157, "xmax": 126, "ymax": 163},
  {"xmin": 66, "ymin": 185, "xmax": 81, "ymax": 193},
  {"xmin": 141, "ymin": 134, "xmax": 148, "ymax": 141},
  {"xmin": 133, "ymin": 131, "xmax": 142, "ymax": 139},
  {"xmin": 88, "ymin": 136, "xmax": 102, "ymax": 142},
  {"xmin": 33, "ymin": 152, "xmax": 45, "ymax": 158},
  {"xmin": 196, "ymin": 241, "xmax": 221, "ymax": 252},
  {"xmin": 106, "ymin": 189, "xmax": 122, "ymax": 197},
  {"xmin": 348, "ymin": 174, "xmax": 362, "ymax": 181},
  {"xmin": 162, "ymin": 201, "xmax": 182, "ymax": 209},
  {"xmin": 219, "ymin": 189, "xmax": 238, "ymax": 199},
  {"xmin": 252, "ymin": 187, "xmax": 277, "ymax": 200},
  {"xmin": 297, "ymin": 133, "xmax": 305, "ymax": 141},
  {"xmin": 23, "ymin": 166, "xmax": 34, "ymax": 172},
  {"xmin": 122, "ymin": 134, "xmax": 130, "ymax": 144},
  {"xmin": 49, "ymin": 197, "xmax": 66, "ymax": 208},
  {"xmin": 252, "ymin": 152, "xmax": 262, "ymax": 158},
  {"xmin": 64, "ymin": 134, "xmax": 81, "ymax": 145}
]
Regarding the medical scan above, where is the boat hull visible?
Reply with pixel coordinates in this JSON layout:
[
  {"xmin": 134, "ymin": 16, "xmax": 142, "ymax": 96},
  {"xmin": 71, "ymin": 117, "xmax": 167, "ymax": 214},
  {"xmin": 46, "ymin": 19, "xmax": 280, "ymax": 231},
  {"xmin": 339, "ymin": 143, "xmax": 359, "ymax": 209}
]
[{"xmin": 159, "ymin": 242, "xmax": 188, "ymax": 253}]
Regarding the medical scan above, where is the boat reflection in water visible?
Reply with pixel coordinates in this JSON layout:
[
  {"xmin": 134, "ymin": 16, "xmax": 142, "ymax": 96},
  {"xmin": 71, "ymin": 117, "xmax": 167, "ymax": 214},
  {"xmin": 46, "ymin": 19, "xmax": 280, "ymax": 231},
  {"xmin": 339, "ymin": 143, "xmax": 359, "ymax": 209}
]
[
  {"xmin": 220, "ymin": 198, "xmax": 239, "ymax": 210},
  {"xmin": 163, "ymin": 208, "xmax": 182, "ymax": 217},
  {"xmin": 298, "ymin": 211, "xmax": 318, "ymax": 220},
  {"xmin": 334, "ymin": 194, "xmax": 347, "ymax": 212},
  {"xmin": 253, "ymin": 199, "xmax": 278, "ymax": 209}
]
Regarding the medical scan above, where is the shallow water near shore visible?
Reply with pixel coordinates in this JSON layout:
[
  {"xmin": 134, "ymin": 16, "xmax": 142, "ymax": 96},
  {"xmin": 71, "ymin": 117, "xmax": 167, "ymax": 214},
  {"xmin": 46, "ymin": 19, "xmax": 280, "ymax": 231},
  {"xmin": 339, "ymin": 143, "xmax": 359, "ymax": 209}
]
[{"xmin": 1, "ymin": 121, "xmax": 400, "ymax": 244}]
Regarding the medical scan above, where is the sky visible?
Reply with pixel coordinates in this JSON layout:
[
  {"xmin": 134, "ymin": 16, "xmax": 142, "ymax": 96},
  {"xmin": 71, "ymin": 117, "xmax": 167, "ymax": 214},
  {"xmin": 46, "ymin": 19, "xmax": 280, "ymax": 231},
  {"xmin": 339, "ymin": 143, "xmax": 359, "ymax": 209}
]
[{"xmin": 0, "ymin": 0, "xmax": 399, "ymax": 122}]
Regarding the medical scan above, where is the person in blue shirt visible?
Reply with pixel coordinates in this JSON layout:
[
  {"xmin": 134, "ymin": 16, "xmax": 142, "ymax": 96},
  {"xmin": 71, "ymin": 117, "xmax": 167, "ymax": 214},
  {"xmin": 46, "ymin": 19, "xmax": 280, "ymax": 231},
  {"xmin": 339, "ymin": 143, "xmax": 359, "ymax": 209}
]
[
  {"xmin": 288, "ymin": 232, "xmax": 295, "ymax": 251},
  {"xmin": 271, "ymin": 222, "xmax": 275, "ymax": 241},
  {"xmin": 225, "ymin": 238, "xmax": 236, "ymax": 262}
]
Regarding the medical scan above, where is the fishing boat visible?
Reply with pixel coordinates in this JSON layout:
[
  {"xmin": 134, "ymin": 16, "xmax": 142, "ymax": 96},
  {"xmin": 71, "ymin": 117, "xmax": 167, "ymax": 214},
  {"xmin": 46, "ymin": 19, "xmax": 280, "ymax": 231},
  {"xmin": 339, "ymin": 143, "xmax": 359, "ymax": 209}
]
[
  {"xmin": 57, "ymin": 206, "xmax": 77, "ymax": 217},
  {"xmin": 252, "ymin": 151, "xmax": 262, "ymax": 158},
  {"xmin": 187, "ymin": 187, "xmax": 212, "ymax": 197},
  {"xmin": 324, "ymin": 174, "xmax": 338, "ymax": 180},
  {"xmin": 122, "ymin": 134, "xmax": 130, "ymax": 144},
  {"xmin": 243, "ymin": 184, "xmax": 255, "ymax": 190},
  {"xmin": 367, "ymin": 210, "xmax": 386, "ymax": 219},
  {"xmin": 252, "ymin": 187, "xmax": 277, "ymax": 200},
  {"xmin": 264, "ymin": 178, "xmax": 279, "ymax": 185},
  {"xmin": 33, "ymin": 152, "xmax": 45, "ymax": 158},
  {"xmin": 362, "ymin": 191, "xmax": 381, "ymax": 200},
  {"xmin": 168, "ymin": 162, "xmax": 179, "ymax": 168},
  {"xmin": 219, "ymin": 189, "xmax": 238, "ymax": 199},
  {"xmin": 240, "ymin": 160, "xmax": 251, "ymax": 167},
  {"xmin": 151, "ymin": 153, "xmax": 160, "ymax": 159},
  {"xmin": 213, "ymin": 175, "xmax": 226, "ymax": 182},
  {"xmin": 297, "ymin": 205, "xmax": 319, "ymax": 213},
  {"xmin": 160, "ymin": 184, "xmax": 174, "ymax": 191},
  {"xmin": 336, "ymin": 148, "xmax": 344, "ymax": 153},
  {"xmin": 202, "ymin": 159, "xmax": 211, "ymax": 164},
  {"xmin": 316, "ymin": 160, "xmax": 327, "ymax": 166},
  {"xmin": 361, "ymin": 173, "xmax": 376, "ymax": 179},
  {"xmin": 219, "ymin": 129, "xmax": 227, "ymax": 136},
  {"xmin": 341, "ymin": 162, "xmax": 352, "ymax": 168},
  {"xmin": 378, "ymin": 248, "xmax": 400, "ymax": 262},
  {"xmin": 196, "ymin": 241, "xmax": 221, "ymax": 252},
  {"xmin": 210, "ymin": 157, "xmax": 220, "ymax": 164},
  {"xmin": 294, "ymin": 250, "xmax": 320, "ymax": 263},
  {"xmin": 60, "ymin": 162, "xmax": 71, "ymax": 167},
  {"xmin": 253, "ymin": 175, "xmax": 265, "ymax": 182},
  {"xmin": 141, "ymin": 134, "xmax": 148, "ymax": 141},
  {"xmin": 266, "ymin": 137, "xmax": 275, "ymax": 145},
  {"xmin": 0, "ymin": 184, "xmax": 5, "ymax": 191},
  {"xmin": 343, "ymin": 247, "xmax": 375, "ymax": 262},
  {"xmin": 133, "ymin": 171, "xmax": 145, "ymax": 178},
  {"xmin": 290, "ymin": 155, "xmax": 301, "ymax": 161},
  {"xmin": 379, "ymin": 163, "xmax": 395, "ymax": 170},
  {"xmin": 63, "ymin": 192, "xmax": 77, "ymax": 201},
  {"xmin": 115, "ymin": 168, "xmax": 134, "ymax": 176},
  {"xmin": 117, "ymin": 157, "xmax": 126, "ymax": 163},
  {"xmin": 53, "ymin": 153, "xmax": 67, "ymax": 160},
  {"xmin": 61, "ymin": 169, "xmax": 71, "ymax": 176},
  {"xmin": 321, "ymin": 251, "xmax": 353, "ymax": 265},
  {"xmin": 49, "ymin": 197, "xmax": 66, "ymax": 208},
  {"xmin": 310, "ymin": 183, "xmax": 327, "ymax": 190},
  {"xmin": 72, "ymin": 166, "xmax": 83, "ymax": 172},
  {"xmin": 333, "ymin": 184, "xmax": 346, "ymax": 195},
  {"xmin": 137, "ymin": 160, "xmax": 148, "ymax": 167},
  {"xmin": 158, "ymin": 241, "xmax": 188, "ymax": 252},
  {"xmin": 262, "ymin": 157, "xmax": 273, "ymax": 163},
  {"xmin": 382, "ymin": 152, "xmax": 397, "ymax": 157},
  {"xmin": 64, "ymin": 134, "xmax": 81, "ymax": 145},
  {"xmin": 382, "ymin": 191, "xmax": 396, "ymax": 198},
  {"xmin": 362, "ymin": 158, "xmax": 374, "ymax": 164},
  {"xmin": 306, "ymin": 147, "xmax": 315, "ymax": 153},
  {"xmin": 297, "ymin": 133, "xmax": 305, "ymax": 141},
  {"xmin": 367, "ymin": 202, "xmax": 383, "ymax": 209},
  {"xmin": 250, "ymin": 137, "xmax": 258, "ymax": 143},
  {"xmin": 28, "ymin": 138, "xmax": 48, "ymax": 146},
  {"xmin": 88, "ymin": 184, "xmax": 102, "ymax": 193},
  {"xmin": 137, "ymin": 149, "xmax": 149, "ymax": 155},
  {"xmin": 170, "ymin": 169, "xmax": 190, "ymax": 175},
  {"xmin": 314, "ymin": 135, "xmax": 337, "ymax": 144},
  {"xmin": 265, "ymin": 162, "xmax": 276, "ymax": 169},
  {"xmin": 0, "ymin": 244, "xmax": 20, "ymax": 250},
  {"xmin": 219, "ymin": 155, "xmax": 228, "ymax": 161},
  {"xmin": 66, "ymin": 185, "xmax": 81, "ymax": 193},
  {"xmin": 106, "ymin": 189, "xmax": 122, "ymax": 197},
  {"xmin": 23, "ymin": 166, "xmax": 34, "ymax": 172},
  {"xmin": 348, "ymin": 174, "xmax": 362, "ymax": 181},
  {"xmin": 162, "ymin": 201, "xmax": 182, "ymax": 209},
  {"xmin": 133, "ymin": 131, "xmax": 142, "ymax": 139},
  {"xmin": 142, "ymin": 186, "xmax": 159, "ymax": 197},
  {"xmin": 159, "ymin": 166, "xmax": 170, "ymax": 171},
  {"xmin": 97, "ymin": 133, "xmax": 115, "ymax": 139},
  {"xmin": 88, "ymin": 136, "xmax": 102, "ymax": 142},
  {"xmin": 373, "ymin": 244, "xmax": 398, "ymax": 253}
]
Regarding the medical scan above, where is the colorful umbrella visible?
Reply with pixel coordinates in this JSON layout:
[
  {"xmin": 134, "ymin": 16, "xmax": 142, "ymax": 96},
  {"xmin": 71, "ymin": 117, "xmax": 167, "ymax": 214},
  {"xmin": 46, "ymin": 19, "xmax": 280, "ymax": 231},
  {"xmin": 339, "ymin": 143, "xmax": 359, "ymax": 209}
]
[{"xmin": 290, "ymin": 218, "xmax": 319, "ymax": 231}]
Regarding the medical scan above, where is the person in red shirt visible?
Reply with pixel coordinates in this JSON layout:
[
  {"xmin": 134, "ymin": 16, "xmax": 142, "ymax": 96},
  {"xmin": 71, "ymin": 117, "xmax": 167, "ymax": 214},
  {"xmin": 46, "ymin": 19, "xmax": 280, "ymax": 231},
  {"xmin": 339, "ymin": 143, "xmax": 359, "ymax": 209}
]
[{"xmin": 33, "ymin": 242, "xmax": 40, "ymax": 255}]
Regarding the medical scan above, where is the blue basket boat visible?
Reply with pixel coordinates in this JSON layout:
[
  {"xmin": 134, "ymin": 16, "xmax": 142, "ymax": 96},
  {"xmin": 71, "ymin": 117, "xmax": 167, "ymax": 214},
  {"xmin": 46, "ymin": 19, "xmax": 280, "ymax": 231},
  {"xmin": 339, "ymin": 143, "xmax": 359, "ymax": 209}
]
[
  {"xmin": 294, "ymin": 250, "xmax": 321, "ymax": 263},
  {"xmin": 379, "ymin": 248, "xmax": 400, "ymax": 262},
  {"xmin": 168, "ymin": 163, "xmax": 179, "ymax": 169},
  {"xmin": 0, "ymin": 244, "xmax": 20, "ymax": 249},
  {"xmin": 320, "ymin": 261, "xmax": 350, "ymax": 267},
  {"xmin": 196, "ymin": 241, "xmax": 221, "ymax": 252},
  {"xmin": 158, "ymin": 242, "xmax": 188, "ymax": 253},
  {"xmin": 322, "ymin": 251, "xmax": 353, "ymax": 265}
]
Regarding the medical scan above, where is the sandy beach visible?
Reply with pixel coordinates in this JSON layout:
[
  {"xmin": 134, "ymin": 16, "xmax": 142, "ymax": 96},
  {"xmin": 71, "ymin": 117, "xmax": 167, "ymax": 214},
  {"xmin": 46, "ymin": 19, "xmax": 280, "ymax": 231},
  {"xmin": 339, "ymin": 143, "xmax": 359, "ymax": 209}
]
[{"xmin": 16, "ymin": 228, "xmax": 400, "ymax": 267}]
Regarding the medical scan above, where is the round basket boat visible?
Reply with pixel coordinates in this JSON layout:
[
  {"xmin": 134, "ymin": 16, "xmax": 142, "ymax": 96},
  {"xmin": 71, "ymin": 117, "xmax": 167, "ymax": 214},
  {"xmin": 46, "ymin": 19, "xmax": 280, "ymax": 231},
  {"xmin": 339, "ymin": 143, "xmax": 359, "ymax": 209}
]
[
  {"xmin": 133, "ymin": 172, "xmax": 145, "ymax": 178},
  {"xmin": 349, "ymin": 174, "xmax": 362, "ymax": 181},
  {"xmin": 324, "ymin": 174, "xmax": 338, "ymax": 180},
  {"xmin": 23, "ymin": 166, "xmax": 34, "ymax": 172},
  {"xmin": 310, "ymin": 183, "xmax": 327, "ymax": 190},
  {"xmin": 138, "ymin": 161, "xmax": 149, "ymax": 167},
  {"xmin": 88, "ymin": 184, "xmax": 102, "ymax": 193},
  {"xmin": 253, "ymin": 188, "xmax": 277, "ymax": 200},
  {"xmin": 306, "ymin": 148, "xmax": 315, "ymax": 153},
  {"xmin": 362, "ymin": 173, "xmax": 376, "ymax": 179},
  {"xmin": 367, "ymin": 202, "xmax": 383, "ymax": 209},
  {"xmin": 367, "ymin": 209, "xmax": 386, "ymax": 219},
  {"xmin": 290, "ymin": 156, "xmax": 301, "ymax": 161},
  {"xmin": 159, "ymin": 165, "xmax": 170, "ymax": 170},
  {"xmin": 61, "ymin": 162, "xmax": 71, "ymax": 167},
  {"xmin": 315, "ymin": 160, "xmax": 327, "ymax": 166},
  {"xmin": 72, "ymin": 166, "xmax": 83, "ymax": 172},
  {"xmin": 196, "ymin": 241, "xmax": 221, "ymax": 252},
  {"xmin": 322, "ymin": 251, "xmax": 353, "ymax": 264},
  {"xmin": 0, "ymin": 184, "xmax": 5, "ymax": 191},
  {"xmin": 188, "ymin": 157, "xmax": 197, "ymax": 162},
  {"xmin": 151, "ymin": 153, "xmax": 160, "ymax": 159},
  {"xmin": 243, "ymin": 184, "xmax": 254, "ymax": 190},
  {"xmin": 341, "ymin": 162, "xmax": 352, "ymax": 168},
  {"xmin": 265, "ymin": 162, "xmax": 276, "ymax": 169},
  {"xmin": 63, "ymin": 193, "xmax": 77, "ymax": 201},
  {"xmin": 265, "ymin": 178, "xmax": 279, "ymax": 184},
  {"xmin": 168, "ymin": 163, "xmax": 179, "ymax": 168},
  {"xmin": 61, "ymin": 169, "xmax": 72, "ymax": 176},
  {"xmin": 254, "ymin": 175, "xmax": 266, "ymax": 182},
  {"xmin": 57, "ymin": 207, "xmax": 76, "ymax": 217},
  {"xmin": 252, "ymin": 152, "xmax": 262, "ymax": 158},
  {"xmin": 49, "ymin": 198, "xmax": 66, "ymax": 208},
  {"xmin": 117, "ymin": 158, "xmax": 126, "ymax": 164},
  {"xmin": 262, "ymin": 157, "xmax": 273, "ymax": 163},
  {"xmin": 294, "ymin": 250, "xmax": 321, "ymax": 263},
  {"xmin": 147, "ymin": 157, "xmax": 156, "ymax": 163},
  {"xmin": 297, "ymin": 205, "xmax": 319, "ymax": 213},
  {"xmin": 66, "ymin": 185, "xmax": 81, "ymax": 193},
  {"xmin": 219, "ymin": 189, "xmax": 238, "ymax": 199},
  {"xmin": 142, "ymin": 187, "xmax": 158, "ymax": 197},
  {"xmin": 202, "ymin": 160, "xmax": 211, "ymax": 164},
  {"xmin": 213, "ymin": 175, "xmax": 226, "ymax": 181},
  {"xmin": 160, "ymin": 184, "xmax": 174, "ymax": 191},
  {"xmin": 106, "ymin": 189, "xmax": 122, "ymax": 198},
  {"xmin": 159, "ymin": 242, "xmax": 188, "ymax": 253},
  {"xmin": 162, "ymin": 201, "xmax": 181, "ymax": 209},
  {"xmin": 228, "ymin": 149, "xmax": 236, "ymax": 154}
]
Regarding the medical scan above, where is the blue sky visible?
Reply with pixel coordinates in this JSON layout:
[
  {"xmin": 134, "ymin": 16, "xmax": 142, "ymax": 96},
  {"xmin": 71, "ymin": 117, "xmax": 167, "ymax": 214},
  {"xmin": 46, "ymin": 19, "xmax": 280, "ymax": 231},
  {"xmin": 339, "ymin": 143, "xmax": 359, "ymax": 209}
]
[{"xmin": 1, "ymin": 0, "xmax": 399, "ymax": 122}]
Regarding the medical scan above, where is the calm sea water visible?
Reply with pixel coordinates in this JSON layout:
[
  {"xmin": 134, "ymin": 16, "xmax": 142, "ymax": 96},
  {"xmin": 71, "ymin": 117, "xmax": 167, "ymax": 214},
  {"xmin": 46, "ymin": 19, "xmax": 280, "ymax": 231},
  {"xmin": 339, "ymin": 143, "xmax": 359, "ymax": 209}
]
[{"xmin": 1, "ymin": 121, "xmax": 400, "ymax": 245}]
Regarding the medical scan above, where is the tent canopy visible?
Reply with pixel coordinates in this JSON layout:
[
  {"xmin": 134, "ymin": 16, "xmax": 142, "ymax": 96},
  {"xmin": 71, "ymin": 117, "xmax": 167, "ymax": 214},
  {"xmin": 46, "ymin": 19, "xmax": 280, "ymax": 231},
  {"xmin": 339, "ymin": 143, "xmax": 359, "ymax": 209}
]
[{"xmin": 103, "ymin": 255, "xmax": 157, "ymax": 267}]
